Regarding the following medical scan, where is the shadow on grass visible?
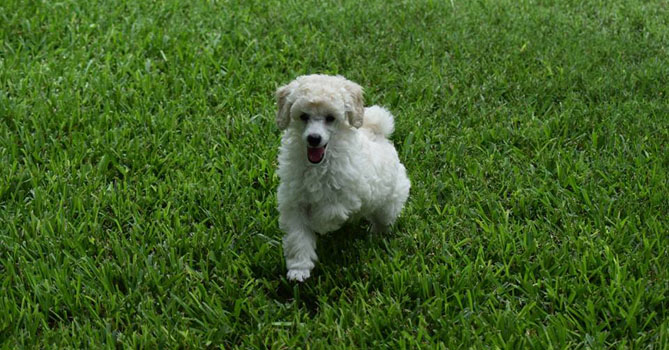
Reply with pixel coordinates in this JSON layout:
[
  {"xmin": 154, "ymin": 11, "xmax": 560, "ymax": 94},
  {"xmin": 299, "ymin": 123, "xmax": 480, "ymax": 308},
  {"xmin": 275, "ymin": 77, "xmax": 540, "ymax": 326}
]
[{"xmin": 270, "ymin": 221, "xmax": 396, "ymax": 314}]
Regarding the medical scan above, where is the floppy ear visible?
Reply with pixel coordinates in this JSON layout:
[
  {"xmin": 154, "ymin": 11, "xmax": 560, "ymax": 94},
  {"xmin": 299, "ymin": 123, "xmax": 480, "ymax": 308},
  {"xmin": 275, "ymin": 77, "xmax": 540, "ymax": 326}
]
[
  {"xmin": 276, "ymin": 82, "xmax": 295, "ymax": 130},
  {"xmin": 343, "ymin": 80, "xmax": 364, "ymax": 128}
]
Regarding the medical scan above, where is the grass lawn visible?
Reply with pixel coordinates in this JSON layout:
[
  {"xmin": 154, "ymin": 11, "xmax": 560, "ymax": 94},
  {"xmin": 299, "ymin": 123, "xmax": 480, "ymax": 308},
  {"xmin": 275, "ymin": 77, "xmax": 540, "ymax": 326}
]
[{"xmin": 1, "ymin": 0, "xmax": 668, "ymax": 348}]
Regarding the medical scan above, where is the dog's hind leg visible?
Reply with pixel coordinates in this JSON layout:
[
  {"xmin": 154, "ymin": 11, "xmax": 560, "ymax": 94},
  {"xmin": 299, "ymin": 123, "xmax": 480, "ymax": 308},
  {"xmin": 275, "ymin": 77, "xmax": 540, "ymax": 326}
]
[
  {"xmin": 369, "ymin": 205, "xmax": 398, "ymax": 233},
  {"xmin": 370, "ymin": 183, "xmax": 410, "ymax": 233}
]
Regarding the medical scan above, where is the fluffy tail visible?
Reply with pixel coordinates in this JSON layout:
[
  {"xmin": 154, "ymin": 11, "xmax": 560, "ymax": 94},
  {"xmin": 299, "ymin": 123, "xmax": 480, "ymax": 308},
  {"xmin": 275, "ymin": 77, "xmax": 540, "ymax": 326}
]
[{"xmin": 362, "ymin": 105, "xmax": 394, "ymax": 137}]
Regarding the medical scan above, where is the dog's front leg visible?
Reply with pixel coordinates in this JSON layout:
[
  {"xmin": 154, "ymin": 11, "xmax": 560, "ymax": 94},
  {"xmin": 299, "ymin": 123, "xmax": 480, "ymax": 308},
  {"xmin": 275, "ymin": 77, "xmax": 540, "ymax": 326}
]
[{"xmin": 280, "ymin": 209, "xmax": 317, "ymax": 282}]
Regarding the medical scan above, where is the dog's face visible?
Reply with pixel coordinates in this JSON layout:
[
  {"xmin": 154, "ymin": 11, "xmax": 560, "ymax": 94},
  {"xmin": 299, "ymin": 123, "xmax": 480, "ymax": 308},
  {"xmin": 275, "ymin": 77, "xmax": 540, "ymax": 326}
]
[
  {"xmin": 294, "ymin": 102, "xmax": 341, "ymax": 164},
  {"xmin": 276, "ymin": 75, "xmax": 364, "ymax": 165}
]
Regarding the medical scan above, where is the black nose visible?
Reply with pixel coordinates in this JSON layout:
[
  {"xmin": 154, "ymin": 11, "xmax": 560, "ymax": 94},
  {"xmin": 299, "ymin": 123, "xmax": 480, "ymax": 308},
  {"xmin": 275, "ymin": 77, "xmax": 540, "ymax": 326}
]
[{"xmin": 307, "ymin": 134, "xmax": 321, "ymax": 147}]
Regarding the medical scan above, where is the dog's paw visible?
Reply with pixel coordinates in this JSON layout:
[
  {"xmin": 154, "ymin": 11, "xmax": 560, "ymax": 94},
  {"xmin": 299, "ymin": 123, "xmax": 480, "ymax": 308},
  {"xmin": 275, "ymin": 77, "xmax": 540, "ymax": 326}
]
[
  {"xmin": 371, "ymin": 222, "xmax": 390, "ymax": 234},
  {"xmin": 287, "ymin": 269, "xmax": 311, "ymax": 282}
]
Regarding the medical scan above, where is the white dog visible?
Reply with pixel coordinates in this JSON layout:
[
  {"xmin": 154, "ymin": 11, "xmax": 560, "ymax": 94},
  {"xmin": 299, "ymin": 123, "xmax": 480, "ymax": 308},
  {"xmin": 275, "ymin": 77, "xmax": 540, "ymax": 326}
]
[{"xmin": 275, "ymin": 74, "xmax": 410, "ymax": 282}]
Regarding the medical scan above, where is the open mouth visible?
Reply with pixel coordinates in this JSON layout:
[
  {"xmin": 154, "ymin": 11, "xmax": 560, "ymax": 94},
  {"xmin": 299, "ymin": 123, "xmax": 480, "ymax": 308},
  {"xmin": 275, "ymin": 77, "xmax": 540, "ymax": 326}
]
[{"xmin": 307, "ymin": 144, "xmax": 327, "ymax": 164}]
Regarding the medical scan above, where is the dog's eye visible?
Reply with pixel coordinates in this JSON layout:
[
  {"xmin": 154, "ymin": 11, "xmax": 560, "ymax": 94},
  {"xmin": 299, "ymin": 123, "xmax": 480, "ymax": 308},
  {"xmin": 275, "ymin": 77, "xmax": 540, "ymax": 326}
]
[
  {"xmin": 300, "ymin": 113, "xmax": 309, "ymax": 122},
  {"xmin": 325, "ymin": 115, "xmax": 335, "ymax": 123}
]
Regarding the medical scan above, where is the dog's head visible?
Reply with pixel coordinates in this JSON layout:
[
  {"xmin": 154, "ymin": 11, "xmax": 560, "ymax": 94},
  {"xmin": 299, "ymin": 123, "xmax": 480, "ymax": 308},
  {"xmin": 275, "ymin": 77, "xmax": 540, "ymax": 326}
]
[{"xmin": 276, "ymin": 74, "xmax": 364, "ymax": 164}]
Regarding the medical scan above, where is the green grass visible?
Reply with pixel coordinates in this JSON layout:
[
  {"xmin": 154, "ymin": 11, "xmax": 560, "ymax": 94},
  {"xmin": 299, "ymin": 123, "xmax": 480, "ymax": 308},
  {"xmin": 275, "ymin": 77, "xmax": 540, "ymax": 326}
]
[{"xmin": 1, "ymin": 0, "xmax": 668, "ymax": 348}]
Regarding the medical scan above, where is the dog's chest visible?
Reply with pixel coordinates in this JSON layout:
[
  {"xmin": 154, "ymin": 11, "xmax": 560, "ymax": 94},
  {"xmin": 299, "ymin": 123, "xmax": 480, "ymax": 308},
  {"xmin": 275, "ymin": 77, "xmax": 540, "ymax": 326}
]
[
  {"xmin": 300, "ymin": 179, "xmax": 354, "ymax": 234},
  {"xmin": 304, "ymin": 201, "xmax": 347, "ymax": 234}
]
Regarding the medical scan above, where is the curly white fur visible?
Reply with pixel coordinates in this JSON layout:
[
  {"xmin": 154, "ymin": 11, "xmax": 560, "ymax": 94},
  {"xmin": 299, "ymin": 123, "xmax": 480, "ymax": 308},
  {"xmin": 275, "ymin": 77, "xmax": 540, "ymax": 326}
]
[{"xmin": 275, "ymin": 74, "xmax": 410, "ymax": 282}]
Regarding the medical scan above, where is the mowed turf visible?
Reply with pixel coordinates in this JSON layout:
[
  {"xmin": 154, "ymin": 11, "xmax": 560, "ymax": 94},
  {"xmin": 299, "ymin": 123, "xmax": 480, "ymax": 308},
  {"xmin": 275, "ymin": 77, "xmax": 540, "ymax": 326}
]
[{"xmin": 1, "ymin": 0, "xmax": 668, "ymax": 348}]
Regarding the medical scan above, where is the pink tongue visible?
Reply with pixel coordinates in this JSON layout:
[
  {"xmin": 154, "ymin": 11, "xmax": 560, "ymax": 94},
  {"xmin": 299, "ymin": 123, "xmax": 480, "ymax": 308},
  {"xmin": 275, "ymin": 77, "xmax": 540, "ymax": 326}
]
[{"xmin": 307, "ymin": 147, "xmax": 325, "ymax": 163}]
